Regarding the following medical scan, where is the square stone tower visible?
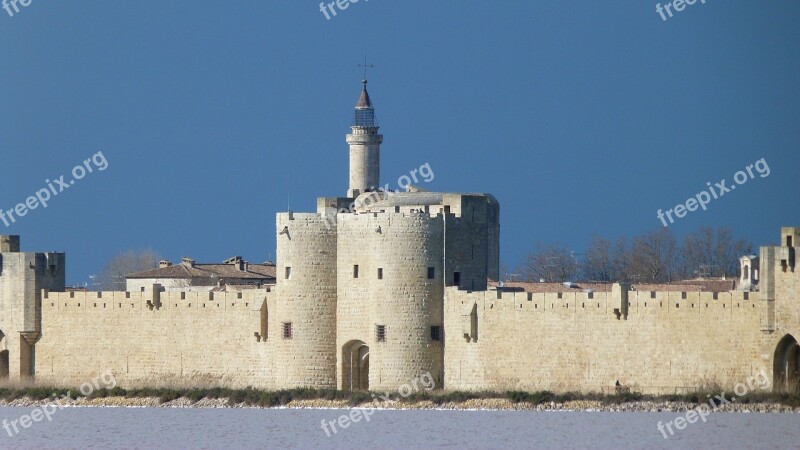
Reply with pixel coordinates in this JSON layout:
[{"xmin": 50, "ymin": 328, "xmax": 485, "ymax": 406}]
[
  {"xmin": 0, "ymin": 236, "xmax": 65, "ymax": 382},
  {"xmin": 759, "ymin": 227, "xmax": 800, "ymax": 390}
]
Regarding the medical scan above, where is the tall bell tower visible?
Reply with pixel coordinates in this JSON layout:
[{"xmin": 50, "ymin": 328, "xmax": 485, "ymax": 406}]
[{"xmin": 346, "ymin": 79, "xmax": 383, "ymax": 198}]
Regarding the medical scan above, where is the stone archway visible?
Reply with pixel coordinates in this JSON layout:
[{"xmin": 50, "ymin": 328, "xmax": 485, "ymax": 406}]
[
  {"xmin": 773, "ymin": 334, "xmax": 800, "ymax": 391},
  {"xmin": 342, "ymin": 340, "xmax": 369, "ymax": 391}
]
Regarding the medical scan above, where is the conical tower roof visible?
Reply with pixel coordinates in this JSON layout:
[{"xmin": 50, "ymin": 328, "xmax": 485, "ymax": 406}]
[
  {"xmin": 352, "ymin": 79, "xmax": 377, "ymax": 128},
  {"xmin": 355, "ymin": 80, "xmax": 372, "ymax": 108}
]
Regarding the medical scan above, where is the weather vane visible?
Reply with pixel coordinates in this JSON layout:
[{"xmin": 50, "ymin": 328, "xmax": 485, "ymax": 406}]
[{"xmin": 357, "ymin": 55, "xmax": 374, "ymax": 81}]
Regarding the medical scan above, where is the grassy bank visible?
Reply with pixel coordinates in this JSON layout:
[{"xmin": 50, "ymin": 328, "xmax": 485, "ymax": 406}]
[{"xmin": 1, "ymin": 387, "xmax": 800, "ymax": 408}]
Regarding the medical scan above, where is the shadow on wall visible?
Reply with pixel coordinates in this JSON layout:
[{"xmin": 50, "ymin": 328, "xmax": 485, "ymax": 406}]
[{"xmin": 774, "ymin": 334, "xmax": 800, "ymax": 392}]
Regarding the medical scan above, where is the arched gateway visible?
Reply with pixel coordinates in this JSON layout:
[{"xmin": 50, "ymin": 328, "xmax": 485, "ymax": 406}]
[
  {"xmin": 342, "ymin": 340, "xmax": 369, "ymax": 391},
  {"xmin": 774, "ymin": 334, "xmax": 800, "ymax": 391}
]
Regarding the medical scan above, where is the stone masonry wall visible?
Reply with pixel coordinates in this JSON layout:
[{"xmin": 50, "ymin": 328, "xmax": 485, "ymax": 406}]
[
  {"xmin": 758, "ymin": 229, "xmax": 800, "ymax": 387},
  {"xmin": 444, "ymin": 287, "xmax": 765, "ymax": 395},
  {"xmin": 0, "ymin": 251, "xmax": 64, "ymax": 382},
  {"xmin": 35, "ymin": 288, "xmax": 274, "ymax": 389},
  {"xmin": 273, "ymin": 213, "xmax": 338, "ymax": 388},
  {"xmin": 336, "ymin": 212, "xmax": 444, "ymax": 391},
  {"xmin": 443, "ymin": 196, "xmax": 492, "ymax": 292}
]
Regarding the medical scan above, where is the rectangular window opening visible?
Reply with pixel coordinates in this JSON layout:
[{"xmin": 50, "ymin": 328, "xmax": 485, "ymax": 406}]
[
  {"xmin": 427, "ymin": 267, "xmax": 435, "ymax": 279},
  {"xmin": 282, "ymin": 322, "xmax": 292, "ymax": 339},
  {"xmin": 376, "ymin": 325, "xmax": 386, "ymax": 342},
  {"xmin": 377, "ymin": 268, "xmax": 383, "ymax": 280},
  {"xmin": 353, "ymin": 265, "xmax": 359, "ymax": 278},
  {"xmin": 285, "ymin": 266, "xmax": 291, "ymax": 279},
  {"xmin": 430, "ymin": 326, "xmax": 442, "ymax": 341}
]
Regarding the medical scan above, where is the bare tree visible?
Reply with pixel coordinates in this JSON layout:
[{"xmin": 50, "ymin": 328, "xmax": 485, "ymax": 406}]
[
  {"xmin": 683, "ymin": 227, "xmax": 753, "ymax": 278},
  {"xmin": 96, "ymin": 249, "xmax": 162, "ymax": 291},
  {"xmin": 629, "ymin": 228, "xmax": 679, "ymax": 283},
  {"xmin": 683, "ymin": 227, "xmax": 716, "ymax": 278},
  {"xmin": 518, "ymin": 243, "xmax": 577, "ymax": 283},
  {"xmin": 611, "ymin": 237, "xmax": 632, "ymax": 282},
  {"xmin": 582, "ymin": 234, "xmax": 614, "ymax": 282},
  {"xmin": 516, "ymin": 227, "xmax": 752, "ymax": 284}
]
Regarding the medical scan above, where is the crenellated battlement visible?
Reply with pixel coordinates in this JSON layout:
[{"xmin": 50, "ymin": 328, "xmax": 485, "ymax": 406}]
[
  {"xmin": 448, "ymin": 286, "xmax": 758, "ymax": 318},
  {"xmin": 42, "ymin": 288, "xmax": 269, "ymax": 312}
]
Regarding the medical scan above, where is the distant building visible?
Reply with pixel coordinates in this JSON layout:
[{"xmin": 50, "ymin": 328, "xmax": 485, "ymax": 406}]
[
  {"xmin": 497, "ymin": 278, "xmax": 738, "ymax": 294},
  {"xmin": 738, "ymin": 254, "xmax": 759, "ymax": 291},
  {"xmin": 65, "ymin": 286, "xmax": 89, "ymax": 292},
  {"xmin": 125, "ymin": 256, "xmax": 275, "ymax": 292}
]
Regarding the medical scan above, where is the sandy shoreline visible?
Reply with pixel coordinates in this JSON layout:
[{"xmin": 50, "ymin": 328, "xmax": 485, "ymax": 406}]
[{"xmin": 0, "ymin": 396, "xmax": 797, "ymax": 413}]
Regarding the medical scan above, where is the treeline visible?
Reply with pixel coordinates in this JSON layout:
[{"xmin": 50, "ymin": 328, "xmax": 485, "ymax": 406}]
[{"xmin": 514, "ymin": 227, "xmax": 753, "ymax": 284}]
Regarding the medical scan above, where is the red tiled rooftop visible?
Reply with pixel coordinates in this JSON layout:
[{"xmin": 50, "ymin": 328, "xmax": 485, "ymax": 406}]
[{"xmin": 490, "ymin": 278, "xmax": 737, "ymax": 294}]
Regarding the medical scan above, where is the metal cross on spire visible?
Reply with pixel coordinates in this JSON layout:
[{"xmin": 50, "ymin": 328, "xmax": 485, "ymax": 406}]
[{"xmin": 357, "ymin": 56, "xmax": 374, "ymax": 82}]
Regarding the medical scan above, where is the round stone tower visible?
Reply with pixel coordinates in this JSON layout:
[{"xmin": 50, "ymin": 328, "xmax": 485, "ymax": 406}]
[
  {"xmin": 336, "ymin": 210, "xmax": 444, "ymax": 392},
  {"xmin": 346, "ymin": 80, "xmax": 383, "ymax": 198},
  {"xmin": 272, "ymin": 213, "xmax": 338, "ymax": 388}
]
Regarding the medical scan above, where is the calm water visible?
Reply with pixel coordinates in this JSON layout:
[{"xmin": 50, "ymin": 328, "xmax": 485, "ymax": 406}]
[{"xmin": 0, "ymin": 407, "xmax": 798, "ymax": 449}]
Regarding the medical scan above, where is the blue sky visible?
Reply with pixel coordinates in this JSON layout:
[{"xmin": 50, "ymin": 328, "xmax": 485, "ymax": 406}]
[{"xmin": 1, "ymin": 1, "xmax": 798, "ymax": 285}]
